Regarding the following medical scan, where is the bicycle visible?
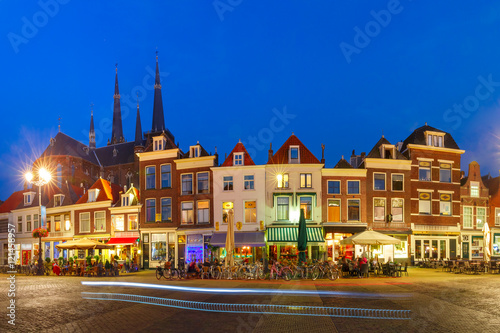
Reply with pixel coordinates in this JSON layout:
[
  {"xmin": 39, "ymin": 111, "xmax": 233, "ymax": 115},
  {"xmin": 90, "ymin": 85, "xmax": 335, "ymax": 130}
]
[
  {"xmin": 268, "ymin": 262, "xmax": 293, "ymax": 281},
  {"xmin": 156, "ymin": 260, "xmax": 167, "ymax": 280},
  {"xmin": 312, "ymin": 261, "xmax": 339, "ymax": 281}
]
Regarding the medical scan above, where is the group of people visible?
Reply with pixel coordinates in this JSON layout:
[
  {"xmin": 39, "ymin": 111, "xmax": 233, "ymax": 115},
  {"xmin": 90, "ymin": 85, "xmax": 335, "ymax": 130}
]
[
  {"xmin": 186, "ymin": 258, "xmax": 223, "ymax": 277},
  {"xmin": 339, "ymin": 254, "xmax": 370, "ymax": 277}
]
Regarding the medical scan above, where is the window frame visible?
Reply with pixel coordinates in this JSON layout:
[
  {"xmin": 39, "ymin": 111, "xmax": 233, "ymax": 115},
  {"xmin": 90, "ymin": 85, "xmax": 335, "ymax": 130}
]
[
  {"xmin": 94, "ymin": 211, "xmax": 106, "ymax": 232},
  {"xmin": 145, "ymin": 165, "xmax": 156, "ymax": 190},
  {"xmin": 244, "ymin": 175, "xmax": 254, "ymax": 190},
  {"xmin": 197, "ymin": 200, "xmax": 210, "ymax": 224},
  {"xmin": 476, "ymin": 207, "xmax": 486, "ymax": 229},
  {"xmin": 463, "ymin": 206, "xmax": 473, "ymax": 228},
  {"xmin": 233, "ymin": 153, "xmax": 244, "ymax": 166},
  {"xmin": 244, "ymin": 200, "xmax": 257, "ymax": 223},
  {"xmin": 145, "ymin": 198, "xmax": 156, "ymax": 223},
  {"xmin": 347, "ymin": 199, "xmax": 360, "ymax": 222},
  {"xmin": 113, "ymin": 214, "xmax": 125, "ymax": 232},
  {"xmin": 181, "ymin": 201, "xmax": 194, "ymax": 225},
  {"xmin": 347, "ymin": 180, "xmax": 360, "ymax": 194},
  {"xmin": 277, "ymin": 173, "xmax": 289, "ymax": 189},
  {"xmin": 128, "ymin": 214, "xmax": 138, "ymax": 231},
  {"xmin": 222, "ymin": 202, "xmax": 233, "ymax": 224},
  {"xmin": 197, "ymin": 172, "xmax": 210, "ymax": 194},
  {"xmin": 439, "ymin": 193, "xmax": 452, "ymax": 216},
  {"xmin": 391, "ymin": 174, "xmax": 404, "ymax": 192},
  {"xmin": 54, "ymin": 194, "xmax": 65, "ymax": 207},
  {"xmin": 299, "ymin": 196, "xmax": 313, "ymax": 221},
  {"xmin": 276, "ymin": 196, "xmax": 290, "ymax": 221},
  {"xmin": 495, "ymin": 208, "xmax": 500, "ymax": 227},
  {"xmin": 439, "ymin": 163, "xmax": 452, "ymax": 183},
  {"xmin": 223, "ymin": 176, "xmax": 233, "ymax": 191},
  {"xmin": 181, "ymin": 173, "xmax": 193, "ymax": 195},
  {"xmin": 87, "ymin": 189, "xmax": 100, "ymax": 203},
  {"xmin": 161, "ymin": 197, "xmax": 172, "ymax": 222},
  {"xmin": 327, "ymin": 180, "xmax": 341, "ymax": 194},
  {"xmin": 391, "ymin": 198, "xmax": 404, "ymax": 222},
  {"xmin": 418, "ymin": 192, "xmax": 432, "ymax": 215},
  {"xmin": 79, "ymin": 212, "xmax": 91, "ymax": 233},
  {"xmin": 160, "ymin": 164, "xmax": 171, "ymax": 189},
  {"xmin": 327, "ymin": 199, "xmax": 341, "ymax": 222},
  {"xmin": 289, "ymin": 146, "xmax": 300, "ymax": 163},
  {"xmin": 470, "ymin": 181, "xmax": 479, "ymax": 198},
  {"xmin": 300, "ymin": 173, "xmax": 312, "ymax": 188},
  {"xmin": 373, "ymin": 173, "xmax": 386, "ymax": 191},
  {"xmin": 373, "ymin": 198, "xmax": 386, "ymax": 222},
  {"xmin": 418, "ymin": 161, "xmax": 432, "ymax": 182}
]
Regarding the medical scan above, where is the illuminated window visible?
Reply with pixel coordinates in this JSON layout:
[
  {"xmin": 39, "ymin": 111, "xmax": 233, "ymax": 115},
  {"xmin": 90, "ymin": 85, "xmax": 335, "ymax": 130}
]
[
  {"xmin": 276, "ymin": 197, "xmax": 289, "ymax": 221},
  {"xmin": 161, "ymin": 198, "xmax": 172, "ymax": 222},
  {"xmin": 94, "ymin": 211, "xmax": 106, "ymax": 231},
  {"xmin": 197, "ymin": 201, "xmax": 209, "ymax": 224},
  {"xmin": 146, "ymin": 166, "xmax": 156, "ymax": 190},
  {"xmin": 419, "ymin": 161, "xmax": 431, "ymax": 181},
  {"xmin": 300, "ymin": 174, "xmax": 312, "ymax": 188},
  {"xmin": 495, "ymin": 208, "xmax": 500, "ymax": 226},
  {"xmin": 54, "ymin": 215, "xmax": 61, "ymax": 231},
  {"xmin": 347, "ymin": 199, "xmax": 360, "ymax": 221},
  {"xmin": 476, "ymin": 207, "xmax": 486, "ymax": 229},
  {"xmin": 128, "ymin": 214, "xmax": 138, "ymax": 230},
  {"xmin": 244, "ymin": 201, "xmax": 256, "ymax": 223},
  {"xmin": 277, "ymin": 174, "xmax": 289, "ymax": 188},
  {"xmin": 80, "ymin": 213, "xmax": 90, "ymax": 233},
  {"xmin": 327, "ymin": 199, "xmax": 340, "ymax": 222},
  {"xmin": 222, "ymin": 202, "xmax": 233, "ymax": 224},
  {"xmin": 300, "ymin": 196, "xmax": 313, "ymax": 220},
  {"xmin": 392, "ymin": 199, "xmax": 403, "ymax": 222},
  {"xmin": 374, "ymin": 198, "xmax": 385, "ymax": 221},
  {"xmin": 88, "ymin": 189, "xmax": 100, "ymax": 202},
  {"xmin": 470, "ymin": 182, "xmax": 479, "ymax": 197},
  {"xmin": 419, "ymin": 192, "xmax": 431, "ymax": 215},
  {"xmin": 439, "ymin": 194, "xmax": 451, "ymax": 216},
  {"xmin": 64, "ymin": 214, "xmax": 70, "ymax": 231},
  {"xmin": 463, "ymin": 207, "xmax": 473, "ymax": 228},
  {"xmin": 223, "ymin": 176, "xmax": 233, "ymax": 191},
  {"xmin": 113, "ymin": 215, "xmax": 124, "ymax": 231},
  {"xmin": 181, "ymin": 202, "xmax": 194, "ymax": 224}
]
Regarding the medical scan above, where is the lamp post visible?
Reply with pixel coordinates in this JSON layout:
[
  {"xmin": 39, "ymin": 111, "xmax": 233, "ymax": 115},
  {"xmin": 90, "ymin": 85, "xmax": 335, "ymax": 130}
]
[{"xmin": 25, "ymin": 167, "xmax": 51, "ymax": 275}]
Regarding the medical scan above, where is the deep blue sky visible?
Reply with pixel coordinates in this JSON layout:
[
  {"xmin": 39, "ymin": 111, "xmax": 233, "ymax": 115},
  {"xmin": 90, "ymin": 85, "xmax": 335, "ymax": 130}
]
[{"xmin": 2, "ymin": 1, "xmax": 500, "ymax": 200}]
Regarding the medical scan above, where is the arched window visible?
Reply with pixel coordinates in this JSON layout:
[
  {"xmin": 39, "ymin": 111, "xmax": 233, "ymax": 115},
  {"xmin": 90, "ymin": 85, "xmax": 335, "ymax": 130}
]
[{"xmin": 56, "ymin": 164, "xmax": 62, "ymax": 188}]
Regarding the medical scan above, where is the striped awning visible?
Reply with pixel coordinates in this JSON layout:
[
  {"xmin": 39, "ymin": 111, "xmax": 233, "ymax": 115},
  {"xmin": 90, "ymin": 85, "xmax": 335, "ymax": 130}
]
[{"xmin": 267, "ymin": 227, "xmax": 324, "ymax": 243}]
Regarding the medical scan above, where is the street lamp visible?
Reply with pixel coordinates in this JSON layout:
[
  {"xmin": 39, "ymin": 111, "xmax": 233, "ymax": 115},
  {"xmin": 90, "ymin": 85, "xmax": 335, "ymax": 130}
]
[{"xmin": 25, "ymin": 167, "xmax": 52, "ymax": 275}]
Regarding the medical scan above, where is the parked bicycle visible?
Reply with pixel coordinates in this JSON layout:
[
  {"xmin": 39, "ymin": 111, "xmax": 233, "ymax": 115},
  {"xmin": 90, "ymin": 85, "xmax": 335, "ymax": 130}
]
[{"xmin": 268, "ymin": 261, "xmax": 293, "ymax": 281}]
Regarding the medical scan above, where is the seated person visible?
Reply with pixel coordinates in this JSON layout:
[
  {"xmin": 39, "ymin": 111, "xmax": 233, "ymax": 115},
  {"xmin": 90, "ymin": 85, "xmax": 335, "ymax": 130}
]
[
  {"xmin": 52, "ymin": 262, "xmax": 61, "ymax": 276},
  {"xmin": 97, "ymin": 260, "xmax": 104, "ymax": 276},
  {"xmin": 203, "ymin": 259, "xmax": 211, "ymax": 267}
]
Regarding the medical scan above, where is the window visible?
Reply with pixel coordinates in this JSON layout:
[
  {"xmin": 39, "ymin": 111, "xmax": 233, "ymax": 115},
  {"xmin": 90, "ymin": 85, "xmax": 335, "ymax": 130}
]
[
  {"xmin": 234, "ymin": 153, "xmax": 244, "ymax": 166},
  {"xmin": 190, "ymin": 146, "xmax": 200, "ymax": 158},
  {"xmin": 197, "ymin": 172, "xmax": 209, "ymax": 194},
  {"xmin": 374, "ymin": 198, "xmax": 386, "ymax": 221},
  {"xmin": 463, "ymin": 207, "xmax": 473, "ymax": 228},
  {"xmin": 161, "ymin": 198, "xmax": 172, "ymax": 222},
  {"xmin": 244, "ymin": 201, "xmax": 257, "ymax": 223},
  {"xmin": 54, "ymin": 194, "xmax": 64, "ymax": 207},
  {"xmin": 476, "ymin": 207, "xmax": 486, "ymax": 228},
  {"xmin": 113, "ymin": 215, "xmax": 124, "ymax": 232},
  {"xmin": 26, "ymin": 215, "xmax": 32, "ymax": 232},
  {"xmin": 222, "ymin": 202, "xmax": 233, "ymax": 224},
  {"xmin": 276, "ymin": 197, "xmax": 289, "ymax": 221},
  {"xmin": 391, "ymin": 199, "xmax": 403, "ymax": 222},
  {"xmin": 54, "ymin": 215, "xmax": 61, "ymax": 231},
  {"xmin": 290, "ymin": 147, "xmax": 299, "ymax": 163},
  {"xmin": 427, "ymin": 133, "xmax": 444, "ymax": 147},
  {"xmin": 419, "ymin": 192, "xmax": 431, "ymax": 215},
  {"xmin": 88, "ymin": 189, "xmax": 99, "ymax": 202},
  {"xmin": 64, "ymin": 214, "xmax": 70, "ymax": 231},
  {"xmin": 277, "ymin": 174, "xmax": 289, "ymax": 188},
  {"xmin": 439, "ymin": 163, "xmax": 451, "ymax": 183},
  {"xmin": 470, "ymin": 182, "xmax": 479, "ymax": 197},
  {"xmin": 327, "ymin": 180, "xmax": 340, "ymax": 194},
  {"xmin": 128, "ymin": 214, "xmax": 138, "ymax": 230},
  {"xmin": 197, "ymin": 201, "xmax": 209, "ymax": 224},
  {"xmin": 34, "ymin": 214, "xmax": 39, "ymax": 229},
  {"xmin": 80, "ymin": 212, "xmax": 90, "ymax": 232},
  {"xmin": 374, "ymin": 173, "xmax": 386, "ymax": 191},
  {"xmin": 181, "ymin": 202, "xmax": 194, "ymax": 224},
  {"xmin": 47, "ymin": 216, "xmax": 51, "ymax": 232},
  {"xmin": 327, "ymin": 199, "xmax": 340, "ymax": 222},
  {"xmin": 146, "ymin": 199, "xmax": 156, "ymax": 223},
  {"xmin": 300, "ymin": 196, "xmax": 313, "ymax": 220},
  {"xmin": 161, "ymin": 164, "xmax": 171, "ymax": 188},
  {"xmin": 300, "ymin": 173, "xmax": 312, "ymax": 188},
  {"xmin": 122, "ymin": 194, "xmax": 130, "ymax": 207},
  {"xmin": 223, "ymin": 176, "xmax": 233, "ymax": 191},
  {"xmin": 244, "ymin": 175, "xmax": 254, "ymax": 190},
  {"xmin": 146, "ymin": 166, "xmax": 156, "ymax": 190},
  {"xmin": 18, "ymin": 221, "xmax": 22, "ymax": 233},
  {"xmin": 94, "ymin": 211, "xmax": 106, "ymax": 231},
  {"xmin": 181, "ymin": 174, "xmax": 193, "ymax": 195},
  {"xmin": 439, "ymin": 194, "xmax": 451, "ymax": 216},
  {"xmin": 347, "ymin": 181, "xmax": 359, "ymax": 194},
  {"xmin": 24, "ymin": 192, "xmax": 33, "ymax": 206},
  {"xmin": 153, "ymin": 137, "xmax": 165, "ymax": 151},
  {"xmin": 496, "ymin": 208, "xmax": 500, "ymax": 226},
  {"xmin": 392, "ymin": 174, "xmax": 403, "ymax": 191},
  {"xmin": 419, "ymin": 161, "xmax": 431, "ymax": 181},
  {"xmin": 347, "ymin": 199, "xmax": 360, "ymax": 221}
]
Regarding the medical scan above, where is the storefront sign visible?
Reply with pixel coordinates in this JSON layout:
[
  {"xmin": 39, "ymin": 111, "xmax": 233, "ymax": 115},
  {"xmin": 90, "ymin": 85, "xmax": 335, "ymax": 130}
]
[
  {"xmin": 260, "ymin": 220, "xmax": 264, "ymax": 231},
  {"xmin": 215, "ymin": 221, "xmax": 219, "ymax": 231},
  {"xmin": 187, "ymin": 234, "xmax": 203, "ymax": 244},
  {"xmin": 236, "ymin": 221, "xmax": 242, "ymax": 231},
  {"xmin": 223, "ymin": 202, "xmax": 233, "ymax": 209}
]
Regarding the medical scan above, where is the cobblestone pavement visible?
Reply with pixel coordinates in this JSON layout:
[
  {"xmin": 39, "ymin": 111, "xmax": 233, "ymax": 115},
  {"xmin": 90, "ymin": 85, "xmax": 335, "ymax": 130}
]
[{"xmin": 1, "ymin": 267, "xmax": 499, "ymax": 332}]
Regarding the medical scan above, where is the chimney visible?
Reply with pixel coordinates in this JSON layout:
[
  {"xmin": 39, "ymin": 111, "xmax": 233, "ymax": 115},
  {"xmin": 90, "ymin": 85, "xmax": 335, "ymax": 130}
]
[
  {"xmin": 268, "ymin": 143, "xmax": 273, "ymax": 162},
  {"xmin": 321, "ymin": 143, "xmax": 325, "ymax": 164},
  {"xmin": 461, "ymin": 171, "xmax": 465, "ymax": 179},
  {"xmin": 123, "ymin": 185, "xmax": 127, "ymax": 192}
]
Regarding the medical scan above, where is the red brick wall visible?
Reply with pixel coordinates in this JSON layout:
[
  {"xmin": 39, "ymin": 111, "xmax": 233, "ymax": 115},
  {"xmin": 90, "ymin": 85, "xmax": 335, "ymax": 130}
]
[{"xmin": 321, "ymin": 175, "xmax": 366, "ymax": 223}]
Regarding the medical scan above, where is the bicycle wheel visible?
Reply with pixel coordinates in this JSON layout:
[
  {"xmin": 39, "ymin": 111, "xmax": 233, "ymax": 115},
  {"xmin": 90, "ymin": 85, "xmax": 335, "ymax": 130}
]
[
  {"xmin": 312, "ymin": 267, "xmax": 320, "ymax": 281},
  {"xmin": 257, "ymin": 267, "xmax": 266, "ymax": 280},
  {"xmin": 156, "ymin": 268, "xmax": 163, "ymax": 280},
  {"xmin": 282, "ymin": 267, "xmax": 293, "ymax": 281},
  {"xmin": 171, "ymin": 269, "xmax": 180, "ymax": 280},
  {"xmin": 25, "ymin": 266, "xmax": 30, "ymax": 276},
  {"xmin": 329, "ymin": 269, "xmax": 339, "ymax": 281}
]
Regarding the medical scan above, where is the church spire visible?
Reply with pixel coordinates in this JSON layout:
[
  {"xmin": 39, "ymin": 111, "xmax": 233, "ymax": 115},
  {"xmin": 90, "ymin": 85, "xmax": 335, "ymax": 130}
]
[
  {"xmin": 135, "ymin": 93, "xmax": 143, "ymax": 146},
  {"xmin": 110, "ymin": 64, "xmax": 124, "ymax": 145},
  {"xmin": 89, "ymin": 103, "xmax": 96, "ymax": 150},
  {"xmin": 151, "ymin": 52, "xmax": 166, "ymax": 133}
]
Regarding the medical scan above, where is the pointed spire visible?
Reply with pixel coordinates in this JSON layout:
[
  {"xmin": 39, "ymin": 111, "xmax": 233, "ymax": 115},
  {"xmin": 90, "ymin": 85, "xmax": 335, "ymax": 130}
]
[
  {"xmin": 151, "ymin": 52, "xmax": 166, "ymax": 133},
  {"xmin": 135, "ymin": 93, "xmax": 143, "ymax": 146},
  {"xmin": 110, "ymin": 64, "xmax": 124, "ymax": 145},
  {"xmin": 58, "ymin": 116, "xmax": 61, "ymax": 133},
  {"xmin": 89, "ymin": 103, "xmax": 96, "ymax": 150}
]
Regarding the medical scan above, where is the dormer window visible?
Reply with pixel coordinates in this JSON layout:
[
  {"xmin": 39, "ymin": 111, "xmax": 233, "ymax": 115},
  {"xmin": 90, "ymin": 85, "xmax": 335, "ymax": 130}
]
[
  {"xmin": 234, "ymin": 153, "xmax": 244, "ymax": 166},
  {"xmin": 425, "ymin": 131, "xmax": 444, "ymax": 147},
  {"xmin": 122, "ymin": 194, "xmax": 131, "ymax": 206},
  {"xmin": 380, "ymin": 144, "xmax": 395, "ymax": 159},
  {"xmin": 289, "ymin": 146, "xmax": 300, "ymax": 164},
  {"xmin": 24, "ymin": 192, "xmax": 35, "ymax": 206},
  {"xmin": 88, "ymin": 189, "xmax": 100, "ymax": 203},
  {"xmin": 190, "ymin": 146, "xmax": 200, "ymax": 158},
  {"xmin": 54, "ymin": 194, "xmax": 65, "ymax": 207},
  {"xmin": 153, "ymin": 136, "xmax": 166, "ymax": 151}
]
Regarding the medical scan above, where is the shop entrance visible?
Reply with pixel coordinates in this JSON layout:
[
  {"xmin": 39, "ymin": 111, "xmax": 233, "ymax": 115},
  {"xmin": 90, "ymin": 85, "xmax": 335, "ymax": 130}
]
[{"xmin": 462, "ymin": 242, "xmax": 469, "ymax": 259}]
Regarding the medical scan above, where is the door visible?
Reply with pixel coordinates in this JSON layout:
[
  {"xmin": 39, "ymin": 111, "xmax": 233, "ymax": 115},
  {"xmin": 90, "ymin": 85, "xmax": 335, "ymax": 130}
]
[
  {"xmin": 449, "ymin": 239, "xmax": 457, "ymax": 259},
  {"xmin": 22, "ymin": 250, "xmax": 31, "ymax": 265},
  {"xmin": 142, "ymin": 244, "xmax": 149, "ymax": 269},
  {"xmin": 462, "ymin": 242, "xmax": 469, "ymax": 259}
]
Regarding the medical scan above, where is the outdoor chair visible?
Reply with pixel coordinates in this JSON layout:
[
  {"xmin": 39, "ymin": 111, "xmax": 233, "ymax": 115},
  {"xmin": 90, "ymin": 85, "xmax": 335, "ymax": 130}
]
[
  {"xmin": 489, "ymin": 261, "xmax": 499, "ymax": 274},
  {"xmin": 399, "ymin": 262, "xmax": 408, "ymax": 276},
  {"xmin": 201, "ymin": 266, "xmax": 210, "ymax": 279},
  {"xmin": 360, "ymin": 263, "xmax": 369, "ymax": 278}
]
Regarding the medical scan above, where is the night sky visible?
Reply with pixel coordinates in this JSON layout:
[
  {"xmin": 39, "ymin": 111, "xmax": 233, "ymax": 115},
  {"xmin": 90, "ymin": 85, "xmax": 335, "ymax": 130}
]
[{"xmin": 2, "ymin": 1, "xmax": 500, "ymax": 200}]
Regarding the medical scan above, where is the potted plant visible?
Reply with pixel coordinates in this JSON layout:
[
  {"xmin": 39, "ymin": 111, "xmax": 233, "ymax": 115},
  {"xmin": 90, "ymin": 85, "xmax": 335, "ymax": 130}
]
[
  {"xmin": 114, "ymin": 255, "xmax": 119, "ymax": 261},
  {"xmin": 105, "ymin": 260, "xmax": 111, "ymax": 277},
  {"xmin": 58, "ymin": 256, "xmax": 64, "ymax": 266},
  {"xmin": 44, "ymin": 257, "xmax": 52, "ymax": 275},
  {"xmin": 86, "ymin": 255, "xmax": 92, "ymax": 266}
]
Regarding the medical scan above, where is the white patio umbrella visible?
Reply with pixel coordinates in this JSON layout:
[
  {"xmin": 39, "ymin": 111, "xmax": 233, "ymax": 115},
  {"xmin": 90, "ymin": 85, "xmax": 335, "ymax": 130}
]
[
  {"xmin": 340, "ymin": 230, "xmax": 401, "ymax": 245},
  {"xmin": 483, "ymin": 222, "xmax": 491, "ymax": 262}
]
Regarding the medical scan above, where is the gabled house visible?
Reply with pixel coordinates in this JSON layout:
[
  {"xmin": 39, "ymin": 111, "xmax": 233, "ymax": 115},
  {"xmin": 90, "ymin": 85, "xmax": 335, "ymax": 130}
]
[
  {"xmin": 0, "ymin": 190, "xmax": 24, "ymax": 264},
  {"xmin": 211, "ymin": 141, "xmax": 266, "ymax": 262},
  {"xmin": 265, "ymin": 134, "xmax": 325, "ymax": 261},
  {"xmin": 401, "ymin": 124, "xmax": 464, "ymax": 261},
  {"xmin": 482, "ymin": 172, "xmax": 500, "ymax": 260}
]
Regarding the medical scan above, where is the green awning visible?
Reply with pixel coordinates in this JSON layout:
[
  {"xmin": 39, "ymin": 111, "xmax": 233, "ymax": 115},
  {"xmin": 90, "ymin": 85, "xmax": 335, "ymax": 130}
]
[{"xmin": 267, "ymin": 227, "xmax": 324, "ymax": 243}]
